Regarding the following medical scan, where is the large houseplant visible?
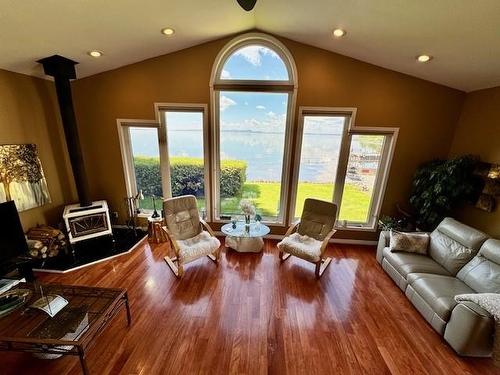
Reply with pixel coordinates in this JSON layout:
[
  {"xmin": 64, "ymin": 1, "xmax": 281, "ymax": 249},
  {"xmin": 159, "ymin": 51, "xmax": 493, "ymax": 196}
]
[{"xmin": 409, "ymin": 155, "xmax": 480, "ymax": 231}]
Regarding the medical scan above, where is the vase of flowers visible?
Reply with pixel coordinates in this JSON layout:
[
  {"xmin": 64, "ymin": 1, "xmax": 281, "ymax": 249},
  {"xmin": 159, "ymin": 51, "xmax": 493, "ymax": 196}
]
[{"xmin": 239, "ymin": 199, "xmax": 255, "ymax": 226}]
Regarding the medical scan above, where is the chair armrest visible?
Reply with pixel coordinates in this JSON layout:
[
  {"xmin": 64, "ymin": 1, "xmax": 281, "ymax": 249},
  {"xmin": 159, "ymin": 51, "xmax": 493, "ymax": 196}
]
[
  {"xmin": 200, "ymin": 219, "xmax": 216, "ymax": 237},
  {"xmin": 284, "ymin": 221, "xmax": 300, "ymax": 237},
  {"xmin": 320, "ymin": 229, "xmax": 337, "ymax": 256},
  {"xmin": 161, "ymin": 226, "xmax": 180, "ymax": 256}
]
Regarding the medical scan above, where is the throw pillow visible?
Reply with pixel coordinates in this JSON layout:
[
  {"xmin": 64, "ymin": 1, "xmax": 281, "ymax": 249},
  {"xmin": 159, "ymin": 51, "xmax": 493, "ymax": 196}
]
[{"xmin": 390, "ymin": 230, "xmax": 429, "ymax": 254}]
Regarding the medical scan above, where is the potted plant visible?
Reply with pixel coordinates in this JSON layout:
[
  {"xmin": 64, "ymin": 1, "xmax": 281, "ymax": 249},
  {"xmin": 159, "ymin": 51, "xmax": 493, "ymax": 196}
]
[{"xmin": 409, "ymin": 155, "xmax": 481, "ymax": 231}]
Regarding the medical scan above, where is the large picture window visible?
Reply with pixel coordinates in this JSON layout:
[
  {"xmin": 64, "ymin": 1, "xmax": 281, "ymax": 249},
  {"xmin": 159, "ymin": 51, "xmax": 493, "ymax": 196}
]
[
  {"xmin": 117, "ymin": 120, "xmax": 162, "ymax": 214},
  {"xmin": 211, "ymin": 34, "xmax": 297, "ymax": 224},
  {"xmin": 293, "ymin": 114, "xmax": 349, "ymax": 219},
  {"xmin": 118, "ymin": 33, "xmax": 398, "ymax": 232},
  {"xmin": 291, "ymin": 108, "xmax": 397, "ymax": 230},
  {"xmin": 338, "ymin": 133, "xmax": 394, "ymax": 229},
  {"xmin": 161, "ymin": 107, "xmax": 209, "ymax": 216}
]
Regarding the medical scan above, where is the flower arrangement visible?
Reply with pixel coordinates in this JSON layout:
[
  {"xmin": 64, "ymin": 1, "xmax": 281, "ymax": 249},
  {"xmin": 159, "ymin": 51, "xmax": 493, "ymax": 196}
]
[
  {"xmin": 239, "ymin": 199, "xmax": 256, "ymax": 215},
  {"xmin": 239, "ymin": 199, "xmax": 256, "ymax": 224}
]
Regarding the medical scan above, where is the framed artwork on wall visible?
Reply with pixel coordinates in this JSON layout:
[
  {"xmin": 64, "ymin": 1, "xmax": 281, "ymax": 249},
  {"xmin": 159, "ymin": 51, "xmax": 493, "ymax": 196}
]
[{"xmin": 0, "ymin": 144, "xmax": 51, "ymax": 211}]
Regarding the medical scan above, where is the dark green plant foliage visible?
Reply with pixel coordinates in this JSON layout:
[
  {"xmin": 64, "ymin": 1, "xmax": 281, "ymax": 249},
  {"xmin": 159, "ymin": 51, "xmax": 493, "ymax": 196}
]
[
  {"xmin": 409, "ymin": 155, "xmax": 480, "ymax": 231},
  {"xmin": 133, "ymin": 156, "xmax": 247, "ymax": 198}
]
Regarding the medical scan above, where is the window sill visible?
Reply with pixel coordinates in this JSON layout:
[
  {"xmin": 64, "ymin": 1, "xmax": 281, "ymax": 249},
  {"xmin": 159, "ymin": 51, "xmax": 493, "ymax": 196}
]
[{"xmin": 335, "ymin": 225, "xmax": 377, "ymax": 232}]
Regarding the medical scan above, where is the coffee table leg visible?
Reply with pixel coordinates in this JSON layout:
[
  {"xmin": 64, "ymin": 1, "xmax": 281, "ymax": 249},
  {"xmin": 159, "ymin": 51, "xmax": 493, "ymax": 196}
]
[
  {"xmin": 124, "ymin": 292, "xmax": 132, "ymax": 326},
  {"xmin": 77, "ymin": 346, "xmax": 89, "ymax": 375}
]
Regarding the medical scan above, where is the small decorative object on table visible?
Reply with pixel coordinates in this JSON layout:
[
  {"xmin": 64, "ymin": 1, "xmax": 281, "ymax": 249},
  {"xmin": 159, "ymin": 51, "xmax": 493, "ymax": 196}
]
[
  {"xmin": 239, "ymin": 199, "xmax": 256, "ymax": 225},
  {"xmin": 255, "ymin": 214, "xmax": 262, "ymax": 229},
  {"xmin": 151, "ymin": 194, "xmax": 160, "ymax": 219},
  {"xmin": 30, "ymin": 286, "xmax": 68, "ymax": 318}
]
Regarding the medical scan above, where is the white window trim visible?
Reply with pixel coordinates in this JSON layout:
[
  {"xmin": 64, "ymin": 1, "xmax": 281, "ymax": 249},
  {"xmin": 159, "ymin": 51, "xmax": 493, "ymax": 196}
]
[
  {"xmin": 290, "ymin": 107, "xmax": 399, "ymax": 232},
  {"xmin": 154, "ymin": 103, "xmax": 212, "ymax": 221},
  {"xmin": 210, "ymin": 32, "xmax": 298, "ymax": 226},
  {"xmin": 211, "ymin": 32, "xmax": 298, "ymax": 88},
  {"xmin": 117, "ymin": 119, "xmax": 161, "ymax": 217},
  {"xmin": 340, "ymin": 127, "xmax": 398, "ymax": 231}
]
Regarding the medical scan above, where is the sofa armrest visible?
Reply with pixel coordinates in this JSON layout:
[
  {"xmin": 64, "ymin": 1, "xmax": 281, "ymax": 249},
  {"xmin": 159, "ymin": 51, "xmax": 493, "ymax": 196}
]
[
  {"xmin": 376, "ymin": 231, "xmax": 390, "ymax": 264},
  {"xmin": 444, "ymin": 302, "xmax": 494, "ymax": 357}
]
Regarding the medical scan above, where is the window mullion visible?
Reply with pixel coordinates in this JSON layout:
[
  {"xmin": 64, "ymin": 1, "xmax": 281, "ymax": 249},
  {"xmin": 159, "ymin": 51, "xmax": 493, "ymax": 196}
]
[
  {"xmin": 158, "ymin": 114, "xmax": 172, "ymax": 199},
  {"xmin": 333, "ymin": 123, "xmax": 352, "ymax": 223},
  {"xmin": 366, "ymin": 135, "xmax": 390, "ymax": 229},
  {"xmin": 123, "ymin": 127, "xmax": 137, "ymax": 196}
]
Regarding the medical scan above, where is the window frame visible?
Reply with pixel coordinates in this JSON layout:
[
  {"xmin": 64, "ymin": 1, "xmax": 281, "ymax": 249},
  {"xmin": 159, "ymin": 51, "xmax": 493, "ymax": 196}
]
[
  {"xmin": 290, "ymin": 107, "xmax": 398, "ymax": 231},
  {"xmin": 155, "ymin": 103, "xmax": 211, "ymax": 221},
  {"xmin": 338, "ymin": 128, "xmax": 398, "ymax": 231},
  {"xmin": 210, "ymin": 32, "xmax": 298, "ymax": 226},
  {"xmin": 117, "ymin": 119, "xmax": 162, "ymax": 217}
]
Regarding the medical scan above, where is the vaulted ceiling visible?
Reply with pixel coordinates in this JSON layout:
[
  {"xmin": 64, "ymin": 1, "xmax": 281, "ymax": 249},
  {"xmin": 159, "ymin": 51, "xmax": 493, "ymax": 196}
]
[{"xmin": 1, "ymin": 0, "xmax": 499, "ymax": 91}]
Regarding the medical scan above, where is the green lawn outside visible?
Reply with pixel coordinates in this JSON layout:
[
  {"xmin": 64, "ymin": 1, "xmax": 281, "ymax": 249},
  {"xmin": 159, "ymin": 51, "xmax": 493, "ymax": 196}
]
[{"xmin": 139, "ymin": 182, "xmax": 371, "ymax": 222}]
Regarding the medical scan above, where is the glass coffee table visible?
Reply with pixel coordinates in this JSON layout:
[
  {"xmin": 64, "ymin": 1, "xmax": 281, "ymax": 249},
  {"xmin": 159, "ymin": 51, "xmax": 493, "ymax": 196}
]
[
  {"xmin": 221, "ymin": 222, "xmax": 270, "ymax": 253},
  {"xmin": 0, "ymin": 283, "xmax": 130, "ymax": 374}
]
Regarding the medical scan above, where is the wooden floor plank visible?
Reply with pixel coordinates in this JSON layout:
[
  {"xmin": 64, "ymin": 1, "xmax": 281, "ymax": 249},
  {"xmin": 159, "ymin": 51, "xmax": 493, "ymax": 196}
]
[{"xmin": 1, "ymin": 239, "xmax": 498, "ymax": 374}]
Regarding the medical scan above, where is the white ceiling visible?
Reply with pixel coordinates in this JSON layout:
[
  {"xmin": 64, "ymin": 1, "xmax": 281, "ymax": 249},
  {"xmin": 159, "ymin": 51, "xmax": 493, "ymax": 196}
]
[{"xmin": 0, "ymin": 0, "xmax": 499, "ymax": 91}]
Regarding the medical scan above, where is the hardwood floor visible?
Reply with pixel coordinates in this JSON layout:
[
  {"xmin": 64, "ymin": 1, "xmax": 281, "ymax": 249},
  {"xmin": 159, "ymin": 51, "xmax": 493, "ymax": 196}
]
[{"xmin": 1, "ymin": 239, "xmax": 498, "ymax": 374}]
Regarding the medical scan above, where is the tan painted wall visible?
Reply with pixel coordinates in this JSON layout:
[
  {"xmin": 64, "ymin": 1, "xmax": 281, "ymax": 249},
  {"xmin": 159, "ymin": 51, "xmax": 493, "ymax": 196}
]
[
  {"xmin": 71, "ymin": 33, "xmax": 465, "ymax": 240},
  {"xmin": 449, "ymin": 86, "xmax": 500, "ymax": 237},
  {"xmin": 0, "ymin": 68, "xmax": 76, "ymax": 230}
]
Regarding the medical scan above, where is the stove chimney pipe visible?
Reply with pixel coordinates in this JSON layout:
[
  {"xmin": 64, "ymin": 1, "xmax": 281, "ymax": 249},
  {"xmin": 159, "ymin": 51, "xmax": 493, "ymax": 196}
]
[{"xmin": 37, "ymin": 55, "xmax": 91, "ymax": 207}]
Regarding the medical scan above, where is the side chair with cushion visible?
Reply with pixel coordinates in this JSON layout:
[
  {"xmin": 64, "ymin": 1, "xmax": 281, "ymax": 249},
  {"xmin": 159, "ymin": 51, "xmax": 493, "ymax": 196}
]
[
  {"xmin": 278, "ymin": 198, "xmax": 337, "ymax": 278},
  {"xmin": 162, "ymin": 195, "xmax": 221, "ymax": 278}
]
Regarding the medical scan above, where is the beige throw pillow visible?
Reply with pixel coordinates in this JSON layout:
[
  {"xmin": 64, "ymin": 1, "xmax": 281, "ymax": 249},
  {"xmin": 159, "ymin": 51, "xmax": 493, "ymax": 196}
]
[{"xmin": 390, "ymin": 230, "xmax": 429, "ymax": 254}]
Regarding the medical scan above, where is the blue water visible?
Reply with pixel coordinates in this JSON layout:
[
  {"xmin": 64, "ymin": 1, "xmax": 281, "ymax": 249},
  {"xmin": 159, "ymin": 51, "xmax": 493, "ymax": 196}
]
[{"xmin": 131, "ymin": 130, "xmax": 356, "ymax": 182}]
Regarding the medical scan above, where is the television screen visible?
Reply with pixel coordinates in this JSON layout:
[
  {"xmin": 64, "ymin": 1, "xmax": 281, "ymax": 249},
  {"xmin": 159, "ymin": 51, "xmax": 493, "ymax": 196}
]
[{"xmin": 0, "ymin": 201, "xmax": 28, "ymax": 263}]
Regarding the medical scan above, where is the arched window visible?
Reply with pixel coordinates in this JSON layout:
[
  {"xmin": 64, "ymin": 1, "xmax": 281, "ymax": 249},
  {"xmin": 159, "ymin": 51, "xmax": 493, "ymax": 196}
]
[{"xmin": 211, "ymin": 33, "xmax": 297, "ymax": 223}]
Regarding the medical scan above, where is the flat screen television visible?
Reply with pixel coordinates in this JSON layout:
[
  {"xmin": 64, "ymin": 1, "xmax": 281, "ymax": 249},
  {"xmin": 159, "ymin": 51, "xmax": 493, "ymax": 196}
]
[{"xmin": 0, "ymin": 201, "xmax": 28, "ymax": 264}]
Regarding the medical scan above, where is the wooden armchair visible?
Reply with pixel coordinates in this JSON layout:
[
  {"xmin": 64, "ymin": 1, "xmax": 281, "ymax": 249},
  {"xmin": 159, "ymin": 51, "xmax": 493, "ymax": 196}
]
[
  {"xmin": 278, "ymin": 198, "xmax": 337, "ymax": 278},
  {"xmin": 162, "ymin": 195, "xmax": 221, "ymax": 278}
]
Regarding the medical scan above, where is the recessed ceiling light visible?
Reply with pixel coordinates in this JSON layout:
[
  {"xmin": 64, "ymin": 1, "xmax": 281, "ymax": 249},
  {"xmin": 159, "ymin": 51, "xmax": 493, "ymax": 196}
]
[
  {"xmin": 161, "ymin": 27, "xmax": 175, "ymax": 36},
  {"xmin": 88, "ymin": 50, "xmax": 103, "ymax": 58},
  {"xmin": 417, "ymin": 54, "xmax": 432, "ymax": 63},
  {"xmin": 332, "ymin": 28, "xmax": 346, "ymax": 38}
]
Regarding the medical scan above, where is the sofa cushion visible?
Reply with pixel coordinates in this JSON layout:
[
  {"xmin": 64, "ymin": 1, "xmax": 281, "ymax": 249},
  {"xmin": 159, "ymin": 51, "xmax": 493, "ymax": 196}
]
[
  {"xmin": 407, "ymin": 273, "xmax": 475, "ymax": 321},
  {"xmin": 457, "ymin": 239, "xmax": 500, "ymax": 293},
  {"xmin": 390, "ymin": 230, "xmax": 429, "ymax": 254},
  {"xmin": 428, "ymin": 218, "xmax": 488, "ymax": 275},
  {"xmin": 382, "ymin": 247, "xmax": 450, "ymax": 277}
]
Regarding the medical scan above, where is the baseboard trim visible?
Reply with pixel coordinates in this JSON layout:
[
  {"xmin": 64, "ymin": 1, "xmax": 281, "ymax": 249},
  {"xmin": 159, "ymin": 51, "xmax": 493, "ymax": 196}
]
[{"xmin": 214, "ymin": 231, "xmax": 376, "ymax": 246}]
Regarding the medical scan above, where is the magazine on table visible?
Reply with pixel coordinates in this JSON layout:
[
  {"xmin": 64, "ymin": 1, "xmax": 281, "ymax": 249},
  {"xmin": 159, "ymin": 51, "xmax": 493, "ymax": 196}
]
[{"xmin": 30, "ymin": 294, "xmax": 68, "ymax": 318}]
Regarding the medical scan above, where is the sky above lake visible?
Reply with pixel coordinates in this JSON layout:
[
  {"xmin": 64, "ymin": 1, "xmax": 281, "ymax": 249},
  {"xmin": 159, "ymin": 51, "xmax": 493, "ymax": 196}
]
[{"xmin": 166, "ymin": 45, "xmax": 344, "ymax": 134}]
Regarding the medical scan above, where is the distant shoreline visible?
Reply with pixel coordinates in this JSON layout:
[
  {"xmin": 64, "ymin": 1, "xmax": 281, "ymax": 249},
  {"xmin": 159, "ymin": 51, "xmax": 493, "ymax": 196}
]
[{"xmin": 168, "ymin": 129, "xmax": 343, "ymax": 136}]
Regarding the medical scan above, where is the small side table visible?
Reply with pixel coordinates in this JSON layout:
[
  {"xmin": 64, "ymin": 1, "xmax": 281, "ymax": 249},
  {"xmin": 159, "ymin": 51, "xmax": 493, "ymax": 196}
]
[
  {"xmin": 221, "ymin": 222, "xmax": 270, "ymax": 253},
  {"xmin": 148, "ymin": 217, "xmax": 167, "ymax": 244}
]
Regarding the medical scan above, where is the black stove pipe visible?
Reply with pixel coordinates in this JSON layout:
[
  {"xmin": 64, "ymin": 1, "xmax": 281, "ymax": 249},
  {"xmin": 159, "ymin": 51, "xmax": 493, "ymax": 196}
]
[{"xmin": 37, "ymin": 55, "xmax": 91, "ymax": 207}]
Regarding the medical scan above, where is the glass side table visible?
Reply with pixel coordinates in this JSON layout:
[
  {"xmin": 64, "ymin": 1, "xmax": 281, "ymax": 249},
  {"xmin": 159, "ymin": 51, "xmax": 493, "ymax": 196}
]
[{"xmin": 221, "ymin": 221, "xmax": 270, "ymax": 253}]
